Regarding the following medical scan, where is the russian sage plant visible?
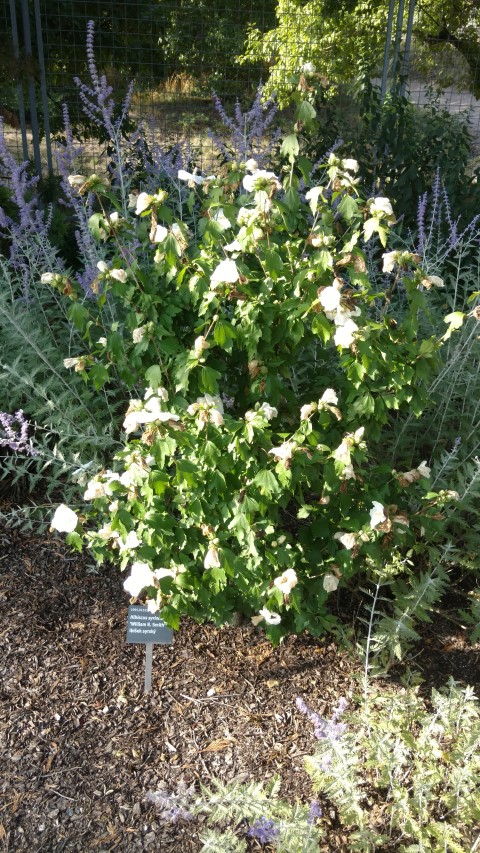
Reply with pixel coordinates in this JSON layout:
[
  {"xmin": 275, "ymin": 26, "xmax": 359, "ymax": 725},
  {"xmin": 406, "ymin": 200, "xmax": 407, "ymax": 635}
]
[
  {"xmin": 209, "ymin": 86, "xmax": 282, "ymax": 167},
  {"xmin": 304, "ymin": 679, "xmax": 480, "ymax": 852},
  {"xmin": 389, "ymin": 175, "xmax": 480, "ymax": 584},
  {"xmin": 146, "ymin": 776, "xmax": 323, "ymax": 852}
]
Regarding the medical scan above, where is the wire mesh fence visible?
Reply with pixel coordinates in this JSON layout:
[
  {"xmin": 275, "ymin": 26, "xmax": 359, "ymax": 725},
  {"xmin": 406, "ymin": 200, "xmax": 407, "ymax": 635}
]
[
  {"xmin": 1, "ymin": 0, "xmax": 278, "ymax": 174},
  {"xmin": 2, "ymin": 0, "xmax": 480, "ymax": 175}
]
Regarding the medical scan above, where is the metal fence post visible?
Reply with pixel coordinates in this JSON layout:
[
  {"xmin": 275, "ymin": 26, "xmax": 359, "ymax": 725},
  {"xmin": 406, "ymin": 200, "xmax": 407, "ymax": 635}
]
[
  {"xmin": 380, "ymin": 0, "xmax": 397, "ymax": 103},
  {"xmin": 391, "ymin": 0, "xmax": 406, "ymax": 81},
  {"xmin": 33, "ymin": 0, "xmax": 53, "ymax": 173},
  {"xmin": 8, "ymin": 0, "xmax": 29, "ymax": 162},
  {"xmin": 20, "ymin": 0, "xmax": 42, "ymax": 175},
  {"xmin": 400, "ymin": 0, "xmax": 417, "ymax": 97}
]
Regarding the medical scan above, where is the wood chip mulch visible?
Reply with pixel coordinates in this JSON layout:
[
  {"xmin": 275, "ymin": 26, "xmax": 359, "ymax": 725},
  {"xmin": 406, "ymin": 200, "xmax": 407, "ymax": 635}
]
[{"xmin": 1, "ymin": 525, "xmax": 479, "ymax": 852}]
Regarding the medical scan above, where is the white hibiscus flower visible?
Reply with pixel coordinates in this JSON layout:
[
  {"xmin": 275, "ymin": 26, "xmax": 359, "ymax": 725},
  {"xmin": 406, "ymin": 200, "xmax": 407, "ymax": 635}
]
[
  {"xmin": 334, "ymin": 531, "xmax": 356, "ymax": 550},
  {"xmin": 273, "ymin": 568, "xmax": 298, "ymax": 595},
  {"xmin": 210, "ymin": 259, "xmax": 240, "ymax": 287},
  {"xmin": 123, "ymin": 561, "xmax": 155, "ymax": 597},
  {"xmin": 369, "ymin": 501, "xmax": 386, "ymax": 529},
  {"xmin": 268, "ymin": 442, "xmax": 296, "ymax": 462},
  {"xmin": 259, "ymin": 402, "xmax": 278, "ymax": 421},
  {"xmin": 334, "ymin": 319, "xmax": 358, "ymax": 348},
  {"xmin": 51, "ymin": 504, "xmax": 79, "ymax": 533},
  {"xmin": 204, "ymin": 545, "xmax": 221, "ymax": 569},
  {"xmin": 319, "ymin": 286, "xmax": 341, "ymax": 313}
]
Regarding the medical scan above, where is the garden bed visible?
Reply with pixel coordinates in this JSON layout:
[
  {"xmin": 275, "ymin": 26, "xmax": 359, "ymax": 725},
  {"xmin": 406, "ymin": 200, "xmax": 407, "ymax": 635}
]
[{"xmin": 1, "ymin": 521, "xmax": 478, "ymax": 852}]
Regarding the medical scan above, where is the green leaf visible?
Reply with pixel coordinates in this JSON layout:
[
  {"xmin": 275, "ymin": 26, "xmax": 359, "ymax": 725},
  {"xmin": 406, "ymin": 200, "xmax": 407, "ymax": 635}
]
[
  {"xmin": 350, "ymin": 390, "xmax": 375, "ymax": 416},
  {"xmin": 444, "ymin": 311, "xmax": 465, "ymax": 331},
  {"xmin": 66, "ymin": 532, "xmax": 83, "ymax": 551},
  {"xmin": 297, "ymin": 155, "xmax": 313, "ymax": 182},
  {"xmin": 108, "ymin": 331, "xmax": 124, "ymax": 359},
  {"xmin": 68, "ymin": 302, "xmax": 89, "ymax": 331},
  {"xmin": 281, "ymin": 133, "xmax": 299, "ymax": 163},
  {"xmin": 176, "ymin": 459, "xmax": 198, "ymax": 474},
  {"xmin": 213, "ymin": 320, "xmax": 236, "ymax": 349},
  {"xmin": 441, "ymin": 311, "xmax": 466, "ymax": 342},
  {"xmin": 337, "ymin": 194, "xmax": 359, "ymax": 222},
  {"xmin": 145, "ymin": 364, "xmax": 163, "ymax": 390},
  {"xmin": 296, "ymin": 99, "xmax": 316, "ymax": 124},
  {"xmin": 363, "ymin": 218, "xmax": 378, "ymax": 242},
  {"xmin": 264, "ymin": 249, "xmax": 284, "ymax": 279},
  {"xmin": 162, "ymin": 605, "xmax": 180, "ymax": 630},
  {"xmin": 348, "ymin": 361, "xmax": 366, "ymax": 384},
  {"xmin": 88, "ymin": 212, "xmax": 107, "ymax": 241},
  {"xmin": 89, "ymin": 362, "xmax": 109, "ymax": 390},
  {"xmin": 417, "ymin": 338, "xmax": 437, "ymax": 357},
  {"xmin": 315, "ymin": 249, "xmax": 333, "ymax": 272},
  {"xmin": 164, "ymin": 233, "xmax": 181, "ymax": 264},
  {"xmin": 311, "ymin": 313, "xmax": 332, "ymax": 343},
  {"xmin": 209, "ymin": 567, "xmax": 227, "ymax": 591},
  {"xmin": 175, "ymin": 460, "xmax": 198, "ymax": 487},
  {"xmin": 149, "ymin": 470, "xmax": 170, "ymax": 495},
  {"xmin": 253, "ymin": 469, "xmax": 281, "ymax": 497},
  {"xmin": 297, "ymin": 505, "xmax": 312, "ymax": 519},
  {"xmin": 377, "ymin": 225, "xmax": 388, "ymax": 248},
  {"xmin": 202, "ymin": 440, "xmax": 221, "ymax": 466},
  {"xmin": 174, "ymin": 352, "xmax": 196, "ymax": 391},
  {"xmin": 200, "ymin": 365, "xmax": 221, "ymax": 394},
  {"xmin": 283, "ymin": 187, "xmax": 301, "ymax": 213}
]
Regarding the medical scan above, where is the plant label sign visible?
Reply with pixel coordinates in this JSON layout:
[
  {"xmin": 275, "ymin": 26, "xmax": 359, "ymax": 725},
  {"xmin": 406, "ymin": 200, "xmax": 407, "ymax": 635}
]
[
  {"xmin": 126, "ymin": 605, "xmax": 173, "ymax": 693},
  {"xmin": 126, "ymin": 605, "xmax": 173, "ymax": 644}
]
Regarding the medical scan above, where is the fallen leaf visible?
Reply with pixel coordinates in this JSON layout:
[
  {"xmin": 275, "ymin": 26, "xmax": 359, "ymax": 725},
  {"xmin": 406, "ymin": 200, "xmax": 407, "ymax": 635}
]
[{"xmin": 202, "ymin": 737, "xmax": 235, "ymax": 753}]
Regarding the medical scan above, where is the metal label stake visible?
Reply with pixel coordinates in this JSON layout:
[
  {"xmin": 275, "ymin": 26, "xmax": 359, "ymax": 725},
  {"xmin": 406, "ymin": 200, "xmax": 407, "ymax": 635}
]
[
  {"xmin": 126, "ymin": 605, "xmax": 174, "ymax": 695},
  {"xmin": 144, "ymin": 643, "xmax": 153, "ymax": 693}
]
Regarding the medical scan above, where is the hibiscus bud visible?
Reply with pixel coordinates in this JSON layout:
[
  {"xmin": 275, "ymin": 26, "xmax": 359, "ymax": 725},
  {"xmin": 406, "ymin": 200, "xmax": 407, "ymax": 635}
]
[
  {"xmin": 193, "ymin": 335, "xmax": 209, "ymax": 359},
  {"xmin": 248, "ymin": 360, "xmax": 261, "ymax": 379},
  {"xmin": 204, "ymin": 545, "xmax": 221, "ymax": 569}
]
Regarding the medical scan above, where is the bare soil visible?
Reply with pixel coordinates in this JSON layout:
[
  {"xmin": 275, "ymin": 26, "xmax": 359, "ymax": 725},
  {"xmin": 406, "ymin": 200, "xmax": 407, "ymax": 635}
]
[{"xmin": 1, "ymin": 524, "xmax": 478, "ymax": 852}]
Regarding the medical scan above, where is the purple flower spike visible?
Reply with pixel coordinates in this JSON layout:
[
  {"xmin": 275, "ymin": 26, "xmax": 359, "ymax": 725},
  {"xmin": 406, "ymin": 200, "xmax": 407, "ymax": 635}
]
[
  {"xmin": 248, "ymin": 815, "xmax": 280, "ymax": 843},
  {"xmin": 209, "ymin": 86, "xmax": 281, "ymax": 167},
  {"xmin": 296, "ymin": 695, "xmax": 348, "ymax": 741},
  {"xmin": 307, "ymin": 800, "xmax": 323, "ymax": 824},
  {"xmin": 0, "ymin": 411, "xmax": 37, "ymax": 456}
]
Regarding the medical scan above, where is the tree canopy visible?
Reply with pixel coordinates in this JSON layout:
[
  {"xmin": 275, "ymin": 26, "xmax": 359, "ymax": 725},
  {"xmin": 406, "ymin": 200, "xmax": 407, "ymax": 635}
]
[{"xmin": 239, "ymin": 0, "xmax": 480, "ymax": 104}]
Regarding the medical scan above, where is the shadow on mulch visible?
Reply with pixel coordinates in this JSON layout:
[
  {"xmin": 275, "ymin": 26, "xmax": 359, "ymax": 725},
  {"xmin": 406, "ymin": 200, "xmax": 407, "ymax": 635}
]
[{"xmin": 1, "ymin": 525, "xmax": 478, "ymax": 851}]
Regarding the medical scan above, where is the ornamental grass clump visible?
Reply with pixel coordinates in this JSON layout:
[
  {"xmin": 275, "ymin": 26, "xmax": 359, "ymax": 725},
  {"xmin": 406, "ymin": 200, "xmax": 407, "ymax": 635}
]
[{"xmin": 47, "ymin": 142, "xmax": 469, "ymax": 639}]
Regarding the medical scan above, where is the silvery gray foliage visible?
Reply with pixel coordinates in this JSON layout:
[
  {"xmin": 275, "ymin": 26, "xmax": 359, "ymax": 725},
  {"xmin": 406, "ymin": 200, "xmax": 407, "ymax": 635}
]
[
  {"xmin": 146, "ymin": 776, "xmax": 322, "ymax": 852},
  {"xmin": 0, "ymin": 258, "xmax": 119, "ymax": 526},
  {"xmin": 304, "ymin": 679, "xmax": 480, "ymax": 852}
]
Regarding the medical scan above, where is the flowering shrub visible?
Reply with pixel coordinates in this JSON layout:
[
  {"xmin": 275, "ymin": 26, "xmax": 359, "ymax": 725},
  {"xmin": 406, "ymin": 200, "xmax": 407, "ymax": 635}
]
[{"xmin": 48, "ymin": 149, "xmax": 464, "ymax": 638}]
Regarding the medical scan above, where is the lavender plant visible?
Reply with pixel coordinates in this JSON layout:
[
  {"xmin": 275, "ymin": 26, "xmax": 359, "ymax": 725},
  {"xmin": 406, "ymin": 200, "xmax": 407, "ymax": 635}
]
[
  {"xmin": 357, "ymin": 554, "xmax": 450, "ymax": 683},
  {"xmin": 304, "ymin": 679, "xmax": 480, "ymax": 852},
  {"xmin": 0, "ymin": 121, "xmax": 63, "ymax": 297},
  {"xmin": 0, "ymin": 410, "xmax": 36, "ymax": 456},
  {"xmin": 209, "ymin": 86, "xmax": 282, "ymax": 167},
  {"xmin": 388, "ymin": 176, "xmax": 480, "ymax": 588},
  {"xmin": 143, "ymin": 678, "xmax": 480, "ymax": 851},
  {"xmin": 146, "ymin": 776, "xmax": 323, "ymax": 852},
  {"xmin": 0, "ymin": 254, "xmax": 120, "ymax": 524}
]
